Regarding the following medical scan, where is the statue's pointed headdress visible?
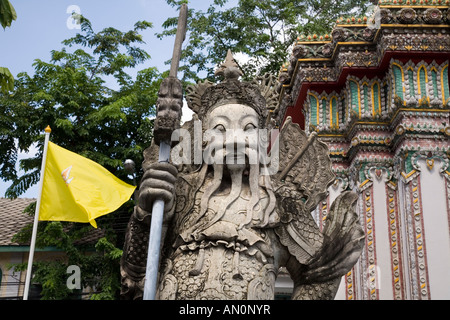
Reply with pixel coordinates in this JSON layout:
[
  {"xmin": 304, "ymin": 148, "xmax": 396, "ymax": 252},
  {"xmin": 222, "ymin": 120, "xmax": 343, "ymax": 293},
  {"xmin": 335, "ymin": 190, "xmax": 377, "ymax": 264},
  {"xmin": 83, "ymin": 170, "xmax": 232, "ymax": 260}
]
[
  {"xmin": 214, "ymin": 49, "xmax": 243, "ymax": 79},
  {"xmin": 186, "ymin": 50, "xmax": 280, "ymax": 128}
]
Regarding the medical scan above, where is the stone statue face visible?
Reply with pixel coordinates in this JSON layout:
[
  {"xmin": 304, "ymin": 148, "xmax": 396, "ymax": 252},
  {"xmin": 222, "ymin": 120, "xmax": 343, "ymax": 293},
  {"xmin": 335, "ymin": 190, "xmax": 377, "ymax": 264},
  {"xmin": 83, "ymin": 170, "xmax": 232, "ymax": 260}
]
[
  {"xmin": 205, "ymin": 103, "xmax": 260, "ymax": 170},
  {"xmin": 199, "ymin": 102, "xmax": 274, "ymax": 231}
]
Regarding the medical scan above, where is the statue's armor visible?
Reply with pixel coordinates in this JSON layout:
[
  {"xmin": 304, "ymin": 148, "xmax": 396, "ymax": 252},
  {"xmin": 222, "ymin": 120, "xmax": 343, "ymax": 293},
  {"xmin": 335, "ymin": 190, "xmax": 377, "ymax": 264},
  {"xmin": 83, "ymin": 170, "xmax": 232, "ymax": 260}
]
[
  {"xmin": 120, "ymin": 163, "xmax": 286, "ymax": 299},
  {"xmin": 157, "ymin": 165, "xmax": 284, "ymax": 299},
  {"xmin": 120, "ymin": 152, "xmax": 364, "ymax": 300}
]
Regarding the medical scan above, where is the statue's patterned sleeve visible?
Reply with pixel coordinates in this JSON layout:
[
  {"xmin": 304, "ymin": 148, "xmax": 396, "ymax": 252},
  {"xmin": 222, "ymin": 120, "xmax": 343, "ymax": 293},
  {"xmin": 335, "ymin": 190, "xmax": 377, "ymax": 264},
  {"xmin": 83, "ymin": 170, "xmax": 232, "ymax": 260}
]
[{"xmin": 272, "ymin": 117, "xmax": 365, "ymax": 300}]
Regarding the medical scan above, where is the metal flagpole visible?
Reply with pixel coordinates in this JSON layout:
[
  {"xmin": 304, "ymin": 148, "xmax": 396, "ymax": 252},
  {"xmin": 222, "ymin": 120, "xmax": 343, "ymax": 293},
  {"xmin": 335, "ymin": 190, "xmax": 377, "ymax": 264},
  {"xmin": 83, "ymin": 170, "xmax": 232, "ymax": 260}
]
[
  {"xmin": 143, "ymin": 3, "xmax": 187, "ymax": 300},
  {"xmin": 23, "ymin": 125, "xmax": 51, "ymax": 300}
]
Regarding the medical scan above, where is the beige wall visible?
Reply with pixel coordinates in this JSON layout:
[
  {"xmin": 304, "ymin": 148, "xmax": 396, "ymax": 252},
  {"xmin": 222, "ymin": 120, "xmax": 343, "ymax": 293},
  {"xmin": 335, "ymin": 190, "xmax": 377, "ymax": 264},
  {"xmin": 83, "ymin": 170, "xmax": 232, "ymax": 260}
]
[{"xmin": 0, "ymin": 250, "xmax": 66, "ymax": 299}]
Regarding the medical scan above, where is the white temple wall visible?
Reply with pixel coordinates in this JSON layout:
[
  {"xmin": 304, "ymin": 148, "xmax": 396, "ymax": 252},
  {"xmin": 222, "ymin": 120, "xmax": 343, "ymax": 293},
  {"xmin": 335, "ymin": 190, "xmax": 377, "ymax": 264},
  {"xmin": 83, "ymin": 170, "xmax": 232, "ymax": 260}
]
[
  {"xmin": 417, "ymin": 160, "xmax": 450, "ymax": 299},
  {"xmin": 321, "ymin": 159, "xmax": 450, "ymax": 300},
  {"xmin": 298, "ymin": 155, "xmax": 450, "ymax": 300},
  {"xmin": 371, "ymin": 172, "xmax": 394, "ymax": 300}
]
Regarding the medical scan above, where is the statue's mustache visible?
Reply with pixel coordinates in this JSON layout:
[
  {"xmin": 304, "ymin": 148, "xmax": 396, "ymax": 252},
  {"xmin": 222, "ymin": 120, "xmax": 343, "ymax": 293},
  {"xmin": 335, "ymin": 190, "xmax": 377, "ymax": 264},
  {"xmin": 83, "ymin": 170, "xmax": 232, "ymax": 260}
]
[{"xmin": 211, "ymin": 146, "xmax": 259, "ymax": 164}]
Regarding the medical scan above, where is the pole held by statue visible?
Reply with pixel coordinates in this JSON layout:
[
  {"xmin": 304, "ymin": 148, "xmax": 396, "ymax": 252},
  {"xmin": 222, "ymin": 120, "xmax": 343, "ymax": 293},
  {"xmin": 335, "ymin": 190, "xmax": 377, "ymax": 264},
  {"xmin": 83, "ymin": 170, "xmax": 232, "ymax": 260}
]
[{"xmin": 143, "ymin": 3, "xmax": 187, "ymax": 300}]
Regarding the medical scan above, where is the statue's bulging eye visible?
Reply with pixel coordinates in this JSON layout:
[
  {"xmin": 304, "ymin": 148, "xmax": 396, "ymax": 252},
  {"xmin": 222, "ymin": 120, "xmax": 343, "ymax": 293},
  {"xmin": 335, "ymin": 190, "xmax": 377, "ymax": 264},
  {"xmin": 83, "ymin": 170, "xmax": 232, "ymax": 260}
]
[
  {"xmin": 244, "ymin": 123, "xmax": 256, "ymax": 131},
  {"xmin": 214, "ymin": 124, "xmax": 226, "ymax": 132}
]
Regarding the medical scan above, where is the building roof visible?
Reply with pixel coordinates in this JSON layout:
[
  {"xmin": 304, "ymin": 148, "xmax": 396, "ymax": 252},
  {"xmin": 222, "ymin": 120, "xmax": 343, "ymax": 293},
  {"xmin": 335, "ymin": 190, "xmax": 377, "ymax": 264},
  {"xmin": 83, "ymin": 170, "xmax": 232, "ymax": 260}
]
[
  {"xmin": 0, "ymin": 197, "xmax": 105, "ymax": 247},
  {"xmin": 0, "ymin": 197, "xmax": 35, "ymax": 246},
  {"xmin": 275, "ymin": 2, "xmax": 450, "ymax": 126}
]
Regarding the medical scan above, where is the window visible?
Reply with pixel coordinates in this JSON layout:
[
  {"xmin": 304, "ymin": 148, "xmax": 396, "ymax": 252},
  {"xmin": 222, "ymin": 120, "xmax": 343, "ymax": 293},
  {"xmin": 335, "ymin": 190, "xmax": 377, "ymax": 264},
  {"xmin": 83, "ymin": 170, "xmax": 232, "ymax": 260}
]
[
  {"xmin": 442, "ymin": 65, "xmax": 449, "ymax": 104},
  {"xmin": 392, "ymin": 63, "xmax": 404, "ymax": 101},
  {"xmin": 407, "ymin": 68, "xmax": 415, "ymax": 98},
  {"xmin": 383, "ymin": 83, "xmax": 389, "ymax": 110},
  {"xmin": 349, "ymin": 80, "xmax": 360, "ymax": 117},
  {"xmin": 363, "ymin": 83, "xmax": 370, "ymax": 115},
  {"xmin": 309, "ymin": 93, "xmax": 319, "ymax": 126},
  {"xmin": 372, "ymin": 82, "xmax": 381, "ymax": 116},
  {"xmin": 431, "ymin": 68, "xmax": 438, "ymax": 100},
  {"xmin": 321, "ymin": 98, "xmax": 327, "ymax": 125},
  {"xmin": 418, "ymin": 65, "xmax": 428, "ymax": 100},
  {"xmin": 330, "ymin": 97, "xmax": 339, "ymax": 128}
]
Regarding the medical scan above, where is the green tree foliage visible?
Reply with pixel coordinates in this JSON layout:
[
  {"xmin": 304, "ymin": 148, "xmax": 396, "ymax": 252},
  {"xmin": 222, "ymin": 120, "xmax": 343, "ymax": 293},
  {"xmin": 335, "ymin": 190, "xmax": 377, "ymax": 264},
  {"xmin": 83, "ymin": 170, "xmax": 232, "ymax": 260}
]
[
  {"xmin": 0, "ymin": 0, "xmax": 17, "ymax": 93},
  {"xmin": 1, "ymin": 15, "xmax": 161, "ymax": 299},
  {"xmin": 11, "ymin": 211, "xmax": 126, "ymax": 300},
  {"xmin": 0, "ymin": 0, "xmax": 16, "ymax": 29},
  {"xmin": 0, "ymin": 67, "xmax": 14, "ymax": 93},
  {"xmin": 1, "ymin": 15, "xmax": 159, "ymax": 198},
  {"xmin": 159, "ymin": 0, "xmax": 371, "ymax": 81}
]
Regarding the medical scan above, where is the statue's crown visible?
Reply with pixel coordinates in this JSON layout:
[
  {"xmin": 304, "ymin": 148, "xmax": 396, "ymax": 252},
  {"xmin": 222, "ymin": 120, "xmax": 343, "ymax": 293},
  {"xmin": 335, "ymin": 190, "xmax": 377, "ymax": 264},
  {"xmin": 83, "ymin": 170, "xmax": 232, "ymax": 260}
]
[{"xmin": 186, "ymin": 50, "xmax": 279, "ymax": 128}]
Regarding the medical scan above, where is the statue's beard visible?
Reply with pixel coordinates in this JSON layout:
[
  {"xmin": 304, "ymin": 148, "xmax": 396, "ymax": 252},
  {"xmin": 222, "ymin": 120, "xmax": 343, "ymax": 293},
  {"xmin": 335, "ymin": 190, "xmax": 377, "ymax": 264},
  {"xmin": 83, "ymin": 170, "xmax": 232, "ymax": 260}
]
[{"xmin": 197, "ymin": 152, "xmax": 276, "ymax": 230}]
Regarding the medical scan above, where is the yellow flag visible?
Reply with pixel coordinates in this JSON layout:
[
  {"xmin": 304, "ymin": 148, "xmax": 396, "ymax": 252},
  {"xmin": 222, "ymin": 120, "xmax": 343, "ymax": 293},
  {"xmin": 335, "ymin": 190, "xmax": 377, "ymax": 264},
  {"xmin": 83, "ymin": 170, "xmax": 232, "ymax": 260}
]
[{"xmin": 39, "ymin": 141, "xmax": 136, "ymax": 228}]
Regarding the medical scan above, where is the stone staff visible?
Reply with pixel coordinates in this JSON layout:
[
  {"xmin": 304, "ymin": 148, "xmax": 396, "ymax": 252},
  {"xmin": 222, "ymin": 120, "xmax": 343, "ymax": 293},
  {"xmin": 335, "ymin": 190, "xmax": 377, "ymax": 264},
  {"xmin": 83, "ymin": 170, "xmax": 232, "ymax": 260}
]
[{"xmin": 143, "ymin": 3, "xmax": 187, "ymax": 300}]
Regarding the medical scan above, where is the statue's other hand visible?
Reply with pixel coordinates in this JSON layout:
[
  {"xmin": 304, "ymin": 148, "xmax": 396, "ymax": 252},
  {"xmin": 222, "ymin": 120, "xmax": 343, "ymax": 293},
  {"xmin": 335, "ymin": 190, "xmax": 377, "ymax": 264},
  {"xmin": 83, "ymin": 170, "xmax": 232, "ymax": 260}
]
[{"xmin": 138, "ymin": 162, "xmax": 178, "ymax": 214}]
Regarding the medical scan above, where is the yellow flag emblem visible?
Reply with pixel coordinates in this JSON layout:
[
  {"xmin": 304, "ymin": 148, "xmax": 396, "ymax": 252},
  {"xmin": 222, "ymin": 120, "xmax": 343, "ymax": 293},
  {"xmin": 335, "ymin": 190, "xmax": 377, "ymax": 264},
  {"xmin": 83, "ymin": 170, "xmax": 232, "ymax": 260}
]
[{"xmin": 39, "ymin": 142, "xmax": 136, "ymax": 228}]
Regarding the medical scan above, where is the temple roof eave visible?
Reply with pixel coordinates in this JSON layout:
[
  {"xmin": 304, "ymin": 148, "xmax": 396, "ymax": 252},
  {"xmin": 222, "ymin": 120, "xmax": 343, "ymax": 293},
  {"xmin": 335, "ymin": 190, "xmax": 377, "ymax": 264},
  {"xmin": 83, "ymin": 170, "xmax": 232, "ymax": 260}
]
[{"xmin": 275, "ymin": 4, "xmax": 450, "ymax": 125}]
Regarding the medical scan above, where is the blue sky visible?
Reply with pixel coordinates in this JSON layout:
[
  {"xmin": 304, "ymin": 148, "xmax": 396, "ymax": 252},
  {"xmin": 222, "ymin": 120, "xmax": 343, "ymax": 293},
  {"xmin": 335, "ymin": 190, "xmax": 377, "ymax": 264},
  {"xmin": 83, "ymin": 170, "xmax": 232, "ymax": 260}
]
[
  {"xmin": 2, "ymin": 0, "xmax": 182, "ymax": 76},
  {"xmin": 0, "ymin": 0, "xmax": 214, "ymax": 198}
]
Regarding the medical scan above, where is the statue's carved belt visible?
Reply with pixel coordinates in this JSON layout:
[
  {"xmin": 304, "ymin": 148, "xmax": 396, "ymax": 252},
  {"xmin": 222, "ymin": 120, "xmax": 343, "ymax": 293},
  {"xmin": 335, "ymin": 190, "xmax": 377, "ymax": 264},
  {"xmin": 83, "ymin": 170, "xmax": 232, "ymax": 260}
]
[{"xmin": 174, "ymin": 238, "xmax": 273, "ymax": 280}]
